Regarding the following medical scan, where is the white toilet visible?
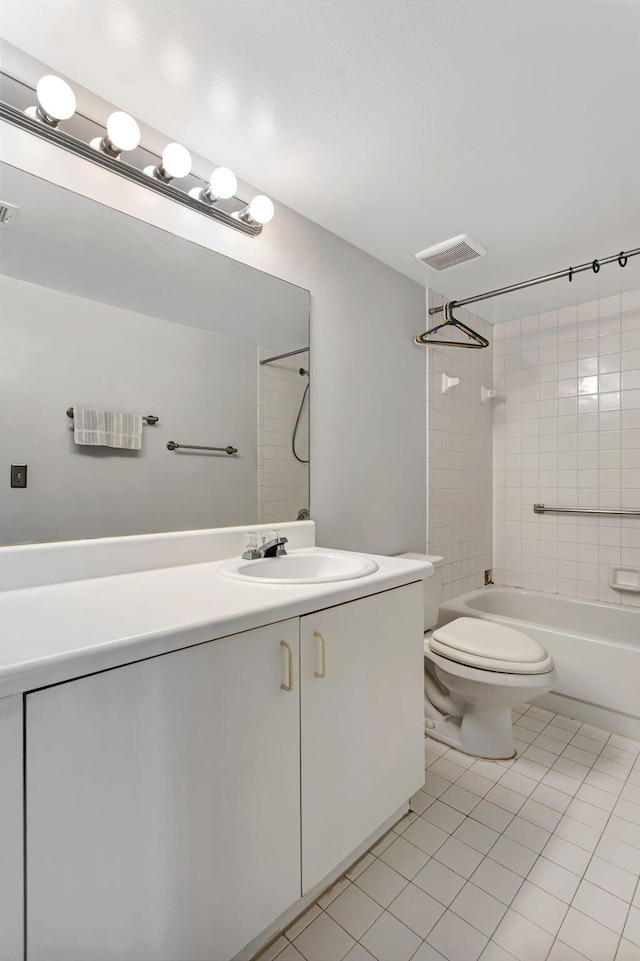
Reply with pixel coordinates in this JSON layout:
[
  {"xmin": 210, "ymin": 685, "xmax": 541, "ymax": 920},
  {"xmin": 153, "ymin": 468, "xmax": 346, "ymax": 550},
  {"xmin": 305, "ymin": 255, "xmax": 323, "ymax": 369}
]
[{"xmin": 399, "ymin": 554, "xmax": 556, "ymax": 760}]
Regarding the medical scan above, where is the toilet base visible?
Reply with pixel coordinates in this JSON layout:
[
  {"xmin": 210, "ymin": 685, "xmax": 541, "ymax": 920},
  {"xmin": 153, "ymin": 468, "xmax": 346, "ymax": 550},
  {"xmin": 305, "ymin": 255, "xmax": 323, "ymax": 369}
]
[
  {"xmin": 425, "ymin": 699, "xmax": 519, "ymax": 760},
  {"xmin": 424, "ymin": 649, "xmax": 557, "ymax": 761}
]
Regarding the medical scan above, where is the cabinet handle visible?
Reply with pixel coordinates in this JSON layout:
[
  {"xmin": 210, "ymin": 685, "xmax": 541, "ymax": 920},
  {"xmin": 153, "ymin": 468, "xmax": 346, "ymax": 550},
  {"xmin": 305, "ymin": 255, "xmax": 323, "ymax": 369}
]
[
  {"xmin": 280, "ymin": 640, "xmax": 294, "ymax": 692},
  {"xmin": 313, "ymin": 631, "xmax": 326, "ymax": 679}
]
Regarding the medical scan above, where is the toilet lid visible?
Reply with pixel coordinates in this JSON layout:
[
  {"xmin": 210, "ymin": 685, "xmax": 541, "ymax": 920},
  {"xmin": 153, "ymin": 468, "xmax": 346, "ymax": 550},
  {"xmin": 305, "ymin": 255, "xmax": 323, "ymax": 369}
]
[{"xmin": 430, "ymin": 617, "xmax": 554, "ymax": 674}]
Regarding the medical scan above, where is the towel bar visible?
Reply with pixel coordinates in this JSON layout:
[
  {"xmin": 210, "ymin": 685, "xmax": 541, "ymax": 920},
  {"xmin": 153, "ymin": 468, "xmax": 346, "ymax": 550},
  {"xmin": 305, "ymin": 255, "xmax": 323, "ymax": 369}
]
[
  {"xmin": 167, "ymin": 441, "xmax": 238, "ymax": 455},
  {"xmin": 67, "ymin": 408, "xmax": 158, "ymax": 425}
]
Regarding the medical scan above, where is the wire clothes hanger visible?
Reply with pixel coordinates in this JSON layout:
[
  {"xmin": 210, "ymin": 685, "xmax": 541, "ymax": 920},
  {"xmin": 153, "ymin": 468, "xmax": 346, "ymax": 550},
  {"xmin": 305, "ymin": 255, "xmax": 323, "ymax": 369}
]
[{"xmin": 415, "ymin": 301, "xmax": 490, "ymax": 349}]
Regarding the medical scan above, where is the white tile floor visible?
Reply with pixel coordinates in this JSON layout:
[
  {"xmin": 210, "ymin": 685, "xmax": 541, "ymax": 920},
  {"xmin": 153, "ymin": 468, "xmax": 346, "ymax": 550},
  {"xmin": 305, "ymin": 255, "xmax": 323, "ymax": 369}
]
[{"xmin": 257, "ymin": 704, "xmax": 640, "ymax": 961}]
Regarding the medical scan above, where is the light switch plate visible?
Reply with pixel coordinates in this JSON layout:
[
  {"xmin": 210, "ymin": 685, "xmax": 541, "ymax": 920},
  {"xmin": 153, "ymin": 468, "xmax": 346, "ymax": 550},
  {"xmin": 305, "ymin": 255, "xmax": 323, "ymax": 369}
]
[{"xmin": 10, "ymin": 465, "xmax": 27, "ymax": 488}]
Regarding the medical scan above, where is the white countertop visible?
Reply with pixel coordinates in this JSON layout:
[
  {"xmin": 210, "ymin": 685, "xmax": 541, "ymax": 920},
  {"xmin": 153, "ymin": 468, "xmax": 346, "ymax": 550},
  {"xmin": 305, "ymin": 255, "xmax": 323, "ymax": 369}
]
[{"xmin": 0, "ymin": 548, "xmax": 431, "ymax": 698}]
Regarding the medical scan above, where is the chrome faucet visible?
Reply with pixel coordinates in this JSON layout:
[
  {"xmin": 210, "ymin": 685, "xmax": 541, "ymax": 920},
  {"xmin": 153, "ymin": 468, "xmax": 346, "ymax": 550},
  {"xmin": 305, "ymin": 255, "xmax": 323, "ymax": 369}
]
[{"xmin": 242, "ymin": 534, "xmax": 288, "ymax": 560}]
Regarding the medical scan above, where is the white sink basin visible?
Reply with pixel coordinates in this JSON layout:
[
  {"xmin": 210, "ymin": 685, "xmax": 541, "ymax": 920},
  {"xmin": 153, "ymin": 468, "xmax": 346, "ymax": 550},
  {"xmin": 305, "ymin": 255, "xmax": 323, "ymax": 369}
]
[{"xmin": 218, "ymin": 549, "xmax": 379, "ymax": 585}]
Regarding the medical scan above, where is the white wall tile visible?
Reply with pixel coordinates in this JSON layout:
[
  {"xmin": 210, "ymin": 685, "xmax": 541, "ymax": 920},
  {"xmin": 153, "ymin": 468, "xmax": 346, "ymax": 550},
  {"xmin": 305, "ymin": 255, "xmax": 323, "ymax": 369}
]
[
  {"xmin": 258, "ymin": 348, "xmax": 309, "ymax": 523},
  {"xmin": 492, "ymin": 289, "xmax": 640, "ymax": 602}
]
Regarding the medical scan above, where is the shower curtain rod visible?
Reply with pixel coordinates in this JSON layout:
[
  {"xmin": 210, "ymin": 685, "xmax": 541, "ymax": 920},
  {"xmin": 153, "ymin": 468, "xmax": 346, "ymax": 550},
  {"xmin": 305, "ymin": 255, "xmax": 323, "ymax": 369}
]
[
  {"xmin": 259, "ymin": 347, "xmax": 309, "ymax": 365},
  {"xmin": 427, "ymin": 246, "xmax": 640, "ymax": 316}
]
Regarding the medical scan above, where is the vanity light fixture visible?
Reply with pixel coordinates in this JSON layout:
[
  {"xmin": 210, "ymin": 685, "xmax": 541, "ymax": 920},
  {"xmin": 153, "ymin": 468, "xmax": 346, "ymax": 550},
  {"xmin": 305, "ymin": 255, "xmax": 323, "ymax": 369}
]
[
  {"xmin": 189, "ymin": 166, "xmax": 237, "ymax": 204},
  {"xmin": 90, "ymin": 111, "xmax": 141, "ymax": 158},
  {"xmin": 144, "ymin": 142, "xmax": 192, "ymax": 182},
  {"xmin": 235, "ymin": 195, "xmax": 275, "ymax": 225},
  {"xmin": 4, "ymin": 72, "xmax": 274, "ymax": 236},
  {"xmin": 25, "ymin": 75, "xmax": 76, "ymax": 127}
]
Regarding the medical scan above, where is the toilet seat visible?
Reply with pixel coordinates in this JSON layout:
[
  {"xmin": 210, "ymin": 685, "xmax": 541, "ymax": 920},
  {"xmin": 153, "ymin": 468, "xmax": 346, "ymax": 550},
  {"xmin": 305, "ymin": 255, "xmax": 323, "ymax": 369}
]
[{"xmin": 430, "ymin": 617, "xmax": 554, "ymax": 675}]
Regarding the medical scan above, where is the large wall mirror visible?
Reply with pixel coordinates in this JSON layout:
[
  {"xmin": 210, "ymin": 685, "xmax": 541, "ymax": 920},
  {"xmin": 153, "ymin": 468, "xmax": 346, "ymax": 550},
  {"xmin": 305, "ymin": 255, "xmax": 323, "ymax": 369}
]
[{"xmin": 0, "ymin": 164, "xmax": 310, "ymax": 544}]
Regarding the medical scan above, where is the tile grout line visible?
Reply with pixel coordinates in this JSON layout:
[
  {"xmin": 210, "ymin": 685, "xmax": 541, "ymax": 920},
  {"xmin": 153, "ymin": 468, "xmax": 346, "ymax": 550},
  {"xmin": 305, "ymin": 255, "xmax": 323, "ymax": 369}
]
[
  {"xmin": 267, "ymin": 706, "xmax": 640, "ymax": 961},
  {"xmin": 556, "ymin": 719, "xmax": 640, "ymax": 957},
  {"xmin": 419, "ymin": 708, "xmax": 636, "ymax": 960},
  {"xmin": 509, "ymin": 708, "xmax": 636, "ymax": 959},
  {"xmin": 425, "ymin": 707, "xmax": 639, "ymax": 960}
]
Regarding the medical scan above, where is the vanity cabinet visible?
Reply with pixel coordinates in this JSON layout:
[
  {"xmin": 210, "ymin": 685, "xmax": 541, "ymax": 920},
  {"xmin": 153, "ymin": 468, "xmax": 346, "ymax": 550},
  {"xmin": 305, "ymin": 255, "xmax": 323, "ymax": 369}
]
[
  {"xmin": 300, "ymin": 583, "xmax": 424, "ymax": 891},
  {"xmin": 23, "ymin": 583, "xmax": 424, "ymax": 961},
  {"xmin": 26, "ymin": 619, "xmax": 302, "ymax": 961}
]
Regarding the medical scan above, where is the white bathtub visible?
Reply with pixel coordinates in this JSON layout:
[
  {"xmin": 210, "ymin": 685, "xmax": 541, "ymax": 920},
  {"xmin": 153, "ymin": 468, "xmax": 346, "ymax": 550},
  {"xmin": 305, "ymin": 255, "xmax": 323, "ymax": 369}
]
[{"xmin": 439, "ymin": 587, "xmax": 640, "ymax": 740}]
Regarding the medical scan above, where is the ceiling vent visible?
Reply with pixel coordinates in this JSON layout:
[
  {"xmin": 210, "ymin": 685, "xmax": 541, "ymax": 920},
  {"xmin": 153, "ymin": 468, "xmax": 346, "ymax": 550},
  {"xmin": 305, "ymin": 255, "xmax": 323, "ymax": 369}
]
[
  {"xmin": 0, "ymin": 202, "xmax": 19, "ymax": 228},
  {"xmin": 415, "ymin": 234, "xmax": 486, "ymax": 271}
]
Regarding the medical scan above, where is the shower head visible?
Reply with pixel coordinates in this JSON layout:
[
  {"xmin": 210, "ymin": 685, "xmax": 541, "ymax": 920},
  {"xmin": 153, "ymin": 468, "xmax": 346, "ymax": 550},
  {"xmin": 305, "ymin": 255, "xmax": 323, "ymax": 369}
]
[{"xmin": 299, "ymin": 368, "xmax": 309, "ymax": 377}]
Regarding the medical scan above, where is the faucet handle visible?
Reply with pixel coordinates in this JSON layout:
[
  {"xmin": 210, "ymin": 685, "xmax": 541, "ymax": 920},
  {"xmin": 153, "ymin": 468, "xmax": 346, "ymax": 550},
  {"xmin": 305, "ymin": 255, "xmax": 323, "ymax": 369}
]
[
  {"xmin": 269, "ymin": 529, "xmax": 280, "ymax": 541},
  {"xmin": 245, "ymin": 532, "xmax": 259, "ymax": 551}
]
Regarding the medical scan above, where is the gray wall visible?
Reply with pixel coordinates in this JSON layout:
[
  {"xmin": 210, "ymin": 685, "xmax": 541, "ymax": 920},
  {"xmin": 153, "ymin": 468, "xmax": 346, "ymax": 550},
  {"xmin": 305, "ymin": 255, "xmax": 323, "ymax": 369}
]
[
  {"xmin": 308, "ymin": 247, "xmax": 427, "ymax": 555},
  {"xmin": 1, "ymin": 276, "xmax": 259, "ymax": 543},
  {"xmin": 1, "ymin": 48, "xmax": 428, "ymax": 555}
]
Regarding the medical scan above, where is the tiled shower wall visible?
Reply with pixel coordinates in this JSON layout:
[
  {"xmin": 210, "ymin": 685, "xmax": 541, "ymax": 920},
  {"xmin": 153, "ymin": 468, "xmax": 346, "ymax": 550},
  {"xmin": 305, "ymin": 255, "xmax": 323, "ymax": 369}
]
[
  {"xmin": 427, "ymin": 292, "xmax": 493, "ymax": 602},
  {"xmin": 258, "ymin": 348, "xmax": 310, "ymax": 525},
  {"xmin": 492, "ymin": 289, "xmax": 640, "ymax": 605}
]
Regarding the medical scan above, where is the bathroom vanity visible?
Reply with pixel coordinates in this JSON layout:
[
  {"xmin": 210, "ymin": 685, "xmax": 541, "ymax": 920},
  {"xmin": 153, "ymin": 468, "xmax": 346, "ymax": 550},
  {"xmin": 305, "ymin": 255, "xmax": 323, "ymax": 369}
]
[{"xmin": 0, "ymin": 522, "xmax": 430, "ymax": 961}]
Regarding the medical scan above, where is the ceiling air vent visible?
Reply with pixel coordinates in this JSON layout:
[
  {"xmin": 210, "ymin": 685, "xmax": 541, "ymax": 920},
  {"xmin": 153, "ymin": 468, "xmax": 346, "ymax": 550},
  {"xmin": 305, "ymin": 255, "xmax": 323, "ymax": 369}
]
[
  {"xmin": 0, "ymin": 202, "xmax": 19, "ymax": 228},
  {"xmin": 415, "ymin": 234, "xmax": 486, "ymax": 271}
]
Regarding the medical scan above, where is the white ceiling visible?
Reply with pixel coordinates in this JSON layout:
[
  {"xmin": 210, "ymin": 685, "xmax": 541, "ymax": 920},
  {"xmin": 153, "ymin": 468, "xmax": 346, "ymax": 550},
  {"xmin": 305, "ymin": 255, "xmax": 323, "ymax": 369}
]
[{"xmin": 1, "ymin": 0, "xmax": 639, "ymax": 322}]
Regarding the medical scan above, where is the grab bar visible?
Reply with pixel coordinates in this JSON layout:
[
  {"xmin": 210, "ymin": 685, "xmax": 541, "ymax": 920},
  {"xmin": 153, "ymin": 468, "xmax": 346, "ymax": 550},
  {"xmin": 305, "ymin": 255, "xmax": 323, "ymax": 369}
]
[
  {"xmin": 534, "ymin": 504, "xmax": 640, "ymax": 517},
  {"xmin": 167, "ymin": 441, "xmax": 238, "ymax": 454}
]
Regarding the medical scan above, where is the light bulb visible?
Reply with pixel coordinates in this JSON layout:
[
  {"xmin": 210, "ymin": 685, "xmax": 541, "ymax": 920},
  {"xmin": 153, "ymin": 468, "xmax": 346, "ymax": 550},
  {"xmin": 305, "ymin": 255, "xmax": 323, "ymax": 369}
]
[
  {"xmin": 106, "ymin": 111, "xmax": 140, "ymax": 152},
  {"xmin": 144, "ymin": 142, "xmax": 192, "ymax": 182},
  {"xmin": 248, "ymin": 195, "xmax": 274, "ymax": 224},
  {"xmin": 90, "ymin": 111, "xmax": 141, "ymax": 157},
  {"xmin": 189, "ymin": 167, "xmax": 238, "ymax": 204},
  {"xmin": 26, "ymin": 75, "xmax": 76, "ymax": 126},
  {"xmin": 209, "ymin": 167, "xmax": 237, "ymax": 200},
  {"xmin": 161, "ymin": 142, "xmax": 192, "ymax": 179}
]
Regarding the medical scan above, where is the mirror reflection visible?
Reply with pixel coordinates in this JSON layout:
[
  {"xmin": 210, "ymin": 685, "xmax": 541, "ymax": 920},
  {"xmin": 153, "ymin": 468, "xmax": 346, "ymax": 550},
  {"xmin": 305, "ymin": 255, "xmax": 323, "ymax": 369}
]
[{"xmin": 0, "ymin": 165, "xmax": 310, "ymax": 544}]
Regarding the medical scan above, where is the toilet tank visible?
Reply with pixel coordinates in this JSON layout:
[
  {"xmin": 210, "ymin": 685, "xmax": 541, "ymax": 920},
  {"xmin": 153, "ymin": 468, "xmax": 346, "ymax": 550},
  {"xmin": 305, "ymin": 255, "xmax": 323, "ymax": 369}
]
[{"xmin": 395, "ymin": 553, "xmax": 444, "ymax": 630}]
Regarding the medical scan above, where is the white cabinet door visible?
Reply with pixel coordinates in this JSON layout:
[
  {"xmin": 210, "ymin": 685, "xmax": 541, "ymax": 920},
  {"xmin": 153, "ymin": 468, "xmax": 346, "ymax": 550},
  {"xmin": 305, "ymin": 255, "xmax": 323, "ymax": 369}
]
[
  {"xmin": 26, "ymin": 619, "xmax": 300, "ymax": 961},
  {"xmin": 300, "ymin": 583, "xmax": 425, "ymax": 892}
]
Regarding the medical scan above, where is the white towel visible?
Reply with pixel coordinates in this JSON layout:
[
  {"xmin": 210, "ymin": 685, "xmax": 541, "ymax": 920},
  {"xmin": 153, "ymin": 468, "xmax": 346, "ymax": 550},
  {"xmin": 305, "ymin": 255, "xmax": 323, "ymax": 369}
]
[{"xmin": 72, "ymin": 408, "xmax": 143, "ymax": 450}]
